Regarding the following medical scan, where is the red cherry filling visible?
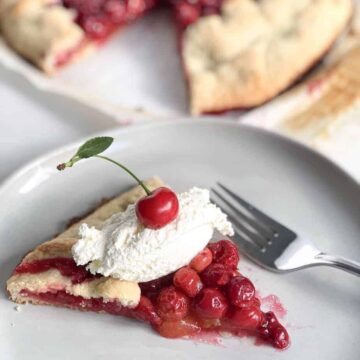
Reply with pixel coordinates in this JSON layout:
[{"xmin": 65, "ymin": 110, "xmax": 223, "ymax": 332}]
[
  {"xmin": 135, "ymin": 187, "xmax": 179, "ymax": 229},
  {"xmin": 16, "ymin": 240, "xmax": 289, "ymax": 349},
  {"xmin": 201, "ymin": 263, "xmax": 231, "ymax": 286},
  {"xmin": 171, "ymin": 0, "xmax": 223, "ymax": 29},
  {"xmin": 173, "ymin": 2, "xmax": 201, "ymax": 28},
  {"xmin": 60, "ymin": 0, "xmax": 223, "ymax": 42},
  {"xmin": 157, "ymin": 315, "xmax": 201, "ymax": 338},
  {"xmin": 62, "ymin": 0, "xmax": 158, "ymax": 41},
  {"xmin": 190, "ymin": 247, "xmax": 213, "ymax": 272},
  {"xmin": 21, "ymin": 290, "xmax": 161, "ymax": 325},
  {"xmin": 227, "ymin": 304, "xmax": 263, "ymax": 331},
  {"xmin": 156, "ymin": 286, "xmax": 189, "ymax": 320},
  {"xmin": 194, "ymin": 288, "xmax": 228, "ymax": 319},
  {"xmin": 173, "ymin": 267, "xmax": 203, "ymax": 297},
  {"xmin": 14, "ymin": 257, "xmax": 99, "ymax": 284},
  {"xmin": 208, "ymin": 240, "xmax": 240, "ymax": 269},
  {"xmin": 227, "ymin": 276, "xmax": 256, "ymax": 308},
  {"xmin": 258, "ymin": 311, "xmax": 290, "ymax": 350}
]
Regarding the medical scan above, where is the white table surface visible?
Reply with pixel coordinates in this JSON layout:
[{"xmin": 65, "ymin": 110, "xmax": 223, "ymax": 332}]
[{"xmin": 0, "ymin": 64, "xmax": 118, "ymax": 184}]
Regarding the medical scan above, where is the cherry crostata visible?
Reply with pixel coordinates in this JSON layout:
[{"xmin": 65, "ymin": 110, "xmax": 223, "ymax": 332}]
[
  {"xmin": 7, "ymin": 177, "xmax": 289, "ymax": 349},
  {"xmin": 0, "ymin": 0, "xmax": 352, "ymax": 114}
]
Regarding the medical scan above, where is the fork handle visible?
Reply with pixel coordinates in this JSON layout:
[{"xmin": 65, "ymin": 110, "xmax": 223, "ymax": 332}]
[{"xmin": 316, "ymin": 253, "xmax": 360, "ymax": 277}]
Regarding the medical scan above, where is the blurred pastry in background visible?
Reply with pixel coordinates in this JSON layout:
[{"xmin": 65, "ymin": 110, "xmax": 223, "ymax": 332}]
[
  {"xmin": 241, "ymin": 5, "xmax": 360, "ymax": 179},
  {"xmin": 0, "ymin": 0, "xmax": 353, "ymax": 115}
]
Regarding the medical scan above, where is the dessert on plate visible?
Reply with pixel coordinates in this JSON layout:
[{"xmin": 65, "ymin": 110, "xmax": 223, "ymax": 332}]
[
  {"xmin": 7, "ymin": 137, "xmax": 290, "ymax": 349},
  {"xmin": 0, "ymin": 0, "xmax": 352, "ymax": 114}
]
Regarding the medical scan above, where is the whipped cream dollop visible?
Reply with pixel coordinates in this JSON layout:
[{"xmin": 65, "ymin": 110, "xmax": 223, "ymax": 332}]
[{"xmin": 72, "ymin": 187, "xmax": 234, "ymax": 282}]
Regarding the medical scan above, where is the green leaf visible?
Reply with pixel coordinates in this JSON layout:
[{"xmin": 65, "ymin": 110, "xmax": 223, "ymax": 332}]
[{"xmin": 76, "ymin": 137, "xmax": 114, "ymax": 159}]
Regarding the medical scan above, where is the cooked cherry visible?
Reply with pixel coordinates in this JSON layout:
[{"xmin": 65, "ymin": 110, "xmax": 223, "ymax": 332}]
[
  {"xmin": 229, "ymin": 268, "xmax": 241, "ymax": 278},
  {"xmin": 81, "ymin": 15, "xmax": 114, "ymax": 39},
  {"xmin": 194, "ymin": 288, "xmax": 228, "ymax": 319},
  {"xmin": 227, "ymin": 304, "xmax": 263, "ymax": 331},
  {"xmin": 156, "ymin": 286, "xmax": 189, "ymax": 321},
  {"xmin": 208, "ymin": 240, "xmax": 240, "ymax": 269},
  {"xmin": 103, "ymin": 0, "xmax": 126, "ymax": 23},
  {"xmin": 190, "ymin": 247, "xmax": 213, "ymax": 273},
  {"xmin": 262, "ymin": 311, "xmax": 278, "ymax": 328},
  {"xmin": 201, "ymin": 263, "xmax": 230, "ymax": 286},
  {"xmin": 174, "ymin": 2, "xmax": 201, "ymax": 28},
  {"xmin": 272, "ymin": 325, "xmax": 290, "ymax": 349},
  {"xmin": 252, "ymin": 297, "xmax": 261, "ymax": 308},
  {"xmin": 227, "ymin": 276, "xmax": 255, "ymax": 308},
  {"xmin": 127, "ymin": 0, "xmax": 147, "ymax": 19},
  {"xmin": 139, "ymin": 279, "xmax": 161, "ymax": 294},
  {"xmin": 173, "ymin": 267, "xmax": 203, "ymax": 297},
  {"xmin": 258, "ymin": 312, "xmax": 290, "ymax": 349},
  {"xmin": 63, "ymin": 0, "xmax": 105, "ymax": 16}
]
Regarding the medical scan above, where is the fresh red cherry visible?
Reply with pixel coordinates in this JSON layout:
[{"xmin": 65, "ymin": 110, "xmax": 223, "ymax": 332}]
[
  {"xmin": 57, "ymin": 137, "xmax": 180, "ymax": 230},
  {"xmin": 136, "ymin": 187, "xmax": 179, "ymax": 229}
]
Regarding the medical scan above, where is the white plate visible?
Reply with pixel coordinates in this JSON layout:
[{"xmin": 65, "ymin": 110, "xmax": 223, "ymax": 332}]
[{"xmin": 0, "ymin": 121, "xmax": 359, "ymax": 360}]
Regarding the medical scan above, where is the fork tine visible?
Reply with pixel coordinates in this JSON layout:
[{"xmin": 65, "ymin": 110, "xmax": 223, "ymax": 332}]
[
  {"xmin": 232, "ymin": 231, "xmax": 267, "ymax": 262},
  {"xmin": 211, "ymin": 197, "xmax": 267, "ymax": 250},
  {"xmin": 212, "ymin": 188, "xmax": 272, "ymax": 242},
  {"xmin": 211, "ymin": 195, "xmax": 265, "ymax": 255},
  {"xmin": 217, "ymin": 183, "xmax": 284, "ymax": 234}
]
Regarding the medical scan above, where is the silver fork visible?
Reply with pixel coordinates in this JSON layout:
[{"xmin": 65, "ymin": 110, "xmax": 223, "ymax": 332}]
[{"xmin": 211, "ymin": 183, "xmax": 360, "ymax": 276}]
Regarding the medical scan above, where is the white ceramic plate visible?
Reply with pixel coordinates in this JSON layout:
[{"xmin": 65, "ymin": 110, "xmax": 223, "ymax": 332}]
[{"xmin": 0, "ymin": 121, "xmax": 359, "ymax": 360}]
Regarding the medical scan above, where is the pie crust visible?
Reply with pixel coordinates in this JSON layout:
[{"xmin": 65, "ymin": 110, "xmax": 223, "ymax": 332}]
[
  {"xmin": 183, "ymin": 0, "xmax": 353, "ymax": 114},
  {"xmin": 0, "ymin": 0, "xmax": 353, "ymax": 113},
  {"xmin": 0, "ymin": 0, "xmax": 94, "ymax": 74},
  {"xmin": 7, "ymin": 176, "xmax": 164, "ymax": 307},
  {"xmin": 6, "ymin": 176, "xmax": 290, "ymax": 348}
]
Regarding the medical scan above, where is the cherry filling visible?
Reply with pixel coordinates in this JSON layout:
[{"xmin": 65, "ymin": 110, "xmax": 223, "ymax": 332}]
[
  {"xmin": 16, "ymin": 240, "xmax": 290, "ymax": 350},
  {"xmin": 141, "ymin": 240, "xmax": 290, "ymax": 349},
  {"xmin": 62, "ymin": 0, "xmax": 159, "ymax": 41},
  {"xmin": 21, "ymin": 290, "xmax": 161, "ymax": 325},
  {"xmin": 53, "ymin": 39, "xmax": 89, "ymax": 69},
  {"xmin": 15, "ymin": 257, "xmax": 99, "ymax": 284},
  {"xmin": 170, "ymin": 0, "xmax": 223, "ymax": 29},
  {"xmin": 50, "ymin": 0, "xmax": 222, "ymax": 70},
  {"xmin": 60, "ymin": 0, "xmax": 222, "ymax": 41}
]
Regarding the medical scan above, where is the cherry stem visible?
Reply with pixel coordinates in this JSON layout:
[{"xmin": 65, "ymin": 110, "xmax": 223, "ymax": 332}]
[{"xmin": 95, "ymin": 155, "xmax": 151, "ymax": 195}]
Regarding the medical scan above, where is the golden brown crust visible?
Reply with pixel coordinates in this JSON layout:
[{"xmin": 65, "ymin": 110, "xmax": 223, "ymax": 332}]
[
  {"xmin": 0, "ymin": 0, "xmax": 93, "ymax": 74},
  {"xmin": 7, "ymin": 177, "xmax": 164, "ymax": 306},
  {"xmin": 7, "ymin": 270, "xmax": 141, "ymax": 307},
  {"xmin": 20, "ymin": 177, "xmax": 164, "ymax": 264},
  {"xmin": 183, "ymin": 0, "xmax": 353, "ymax": 114}
]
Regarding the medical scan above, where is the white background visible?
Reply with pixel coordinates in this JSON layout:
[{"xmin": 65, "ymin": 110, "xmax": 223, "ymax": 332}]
[{"xmin": 0, "ymin": 64, "xmax": 118, "ymax": 183}]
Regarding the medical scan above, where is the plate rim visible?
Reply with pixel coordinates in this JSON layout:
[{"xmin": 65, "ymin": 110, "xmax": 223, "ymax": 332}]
[
  {"xmin": 1, "ymin": 119, "xmax": 360, "ymax": 359},
  {"xmin": 0, "ymin": 119, "xmax": 359, "ymax": 198}
]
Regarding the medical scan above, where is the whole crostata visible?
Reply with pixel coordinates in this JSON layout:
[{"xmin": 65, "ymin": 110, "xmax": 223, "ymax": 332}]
[{"xmin": 0, "ymin": 0, "xmax": 353, "ymax": 114}]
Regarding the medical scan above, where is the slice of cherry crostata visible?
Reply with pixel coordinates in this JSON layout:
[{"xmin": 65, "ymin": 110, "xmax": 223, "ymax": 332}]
[
  {"xmin": 0, "ymin": 0, "xmax": 353, "ymax": 114},
  {"xmin": 7, "ymin": 176, "xmax": 290, "ymax": 350}
]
